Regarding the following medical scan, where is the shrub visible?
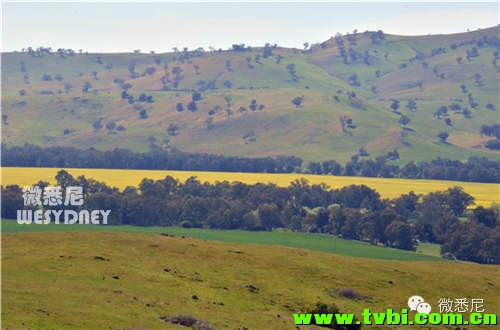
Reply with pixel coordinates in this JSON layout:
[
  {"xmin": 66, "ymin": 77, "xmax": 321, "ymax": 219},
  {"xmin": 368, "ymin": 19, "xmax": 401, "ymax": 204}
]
[
  {"xmin": 335, "ymin": 288, "xmax": 371, "ymax": 301},
  {"xmin": 159, "ymin": 314, "xmax": 214, "ymax": 330}
]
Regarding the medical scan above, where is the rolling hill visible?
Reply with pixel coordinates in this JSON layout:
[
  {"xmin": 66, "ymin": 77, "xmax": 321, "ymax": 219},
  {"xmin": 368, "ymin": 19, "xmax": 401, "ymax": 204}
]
[
  {"xmin": 2, "ymin": 27, "xmax": 499, "ymax": 163},
  {"xmin": 2, "ymin": 231, "xmax": 499, "ymax": 329}
]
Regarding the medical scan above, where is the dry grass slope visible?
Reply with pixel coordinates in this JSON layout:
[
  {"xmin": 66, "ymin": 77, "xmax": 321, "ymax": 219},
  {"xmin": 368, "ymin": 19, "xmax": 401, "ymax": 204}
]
[{"xmin": 2, "ymin": 231, "xmax": 499, "ymax": 329}]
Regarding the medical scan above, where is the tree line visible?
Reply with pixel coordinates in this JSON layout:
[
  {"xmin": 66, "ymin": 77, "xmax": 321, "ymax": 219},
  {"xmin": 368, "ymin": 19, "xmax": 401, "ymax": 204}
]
[
  {"xmin": 2, "ymin": 170, "xmax": 498, "ymax": 264},
  {"xmin": 2, "ymin": 144, "xmax": 499, "ymax": 183}
]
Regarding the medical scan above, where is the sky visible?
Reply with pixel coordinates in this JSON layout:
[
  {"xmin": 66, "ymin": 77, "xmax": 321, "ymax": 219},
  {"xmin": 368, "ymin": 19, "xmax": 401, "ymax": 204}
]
[{"xmin": 2, "ymin": 1, "xmax": 498, "ymax": 53}]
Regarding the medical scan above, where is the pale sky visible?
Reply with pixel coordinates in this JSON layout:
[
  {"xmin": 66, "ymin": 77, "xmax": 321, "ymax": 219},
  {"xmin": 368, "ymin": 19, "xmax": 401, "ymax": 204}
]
[{"xmin": 2, "ymin": 1, "xmax": 498, "ymax": 53}]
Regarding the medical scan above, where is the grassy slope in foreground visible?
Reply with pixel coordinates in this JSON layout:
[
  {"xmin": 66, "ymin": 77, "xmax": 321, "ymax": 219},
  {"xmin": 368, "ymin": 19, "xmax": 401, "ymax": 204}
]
[
  {"xmin": 1, "ymin": 220, "xmax": 441, "ymax": 261},
  {"xmin": 2, "ymin": 167, "xmax": 499, "ymax": 207},
  {"xmin": 2, "ymin": 231, "xmax": 499, "ymax": 329}
]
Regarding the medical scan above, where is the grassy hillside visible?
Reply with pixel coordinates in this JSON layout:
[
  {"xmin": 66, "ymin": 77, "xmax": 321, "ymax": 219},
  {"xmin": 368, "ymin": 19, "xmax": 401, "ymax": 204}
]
[
  {"xmin": 3, "ymin": 166, "xmax": 499, "ymax": 207},
  {"xmin": 2, "ymin": 231, "xmax": 499, "ymax": 329},
  {"xmin": 1, "ymin": 220, "xmax": 442, "ymax": 261},
  {"xmin": 2, "ymin": 27, "xmax": 499, "ymax": 163}
]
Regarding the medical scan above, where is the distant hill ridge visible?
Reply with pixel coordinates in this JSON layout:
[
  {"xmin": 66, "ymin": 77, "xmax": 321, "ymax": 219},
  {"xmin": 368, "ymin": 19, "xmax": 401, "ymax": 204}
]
[{"xmin": 2, "ymin": 27, "xmax": 499, "ymax": 163}]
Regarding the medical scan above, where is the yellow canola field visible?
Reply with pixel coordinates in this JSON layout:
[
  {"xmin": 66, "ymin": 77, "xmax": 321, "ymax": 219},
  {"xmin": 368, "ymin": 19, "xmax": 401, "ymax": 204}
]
[{"xmin": 2, "ymin": 167, "xmax": 499, "ymax": 207}]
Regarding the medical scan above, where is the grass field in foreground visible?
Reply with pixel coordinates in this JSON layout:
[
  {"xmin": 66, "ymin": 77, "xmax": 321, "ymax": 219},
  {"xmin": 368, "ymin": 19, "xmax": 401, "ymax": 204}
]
[
  {"xmin": 2, "ymin": 231, "xmax": 499, "ymax": 329},
  {"xmin": 2, "ymin": 220, "xmax": 441, "ymax": 261},
  {"xmin": 2, "ymin": 167, "xmax": 499, "ymax": 207}
]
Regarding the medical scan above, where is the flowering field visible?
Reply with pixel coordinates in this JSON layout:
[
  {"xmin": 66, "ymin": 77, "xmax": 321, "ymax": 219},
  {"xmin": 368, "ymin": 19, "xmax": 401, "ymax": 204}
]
[{"xmin": 2, "ymin": 167, "xmax": 498, "ymax": 207}]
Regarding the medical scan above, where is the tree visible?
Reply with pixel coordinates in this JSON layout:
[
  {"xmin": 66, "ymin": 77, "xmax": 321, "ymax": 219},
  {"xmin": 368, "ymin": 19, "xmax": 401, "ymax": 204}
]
[
  {"xmin": 462, "ymin": 108, "xmax": 472, "ymax": 119},
  {"xmin": 292, "ymin": 96, "xmax": 304, "ymax": 108},
  {"xmin": 406, "ymin": 99, "xmax": 417, "ymax": 112},
  {"xmin": 486, "ymin": 103, "xmax": 495, "ymax": 111},
  {"xmin": 64, "ymin": 83, "xmax": 72, "ymax": 93},
  {"xmin": 474, "ymin": 73, "xmax": 483, "ymax": 86},
  {"xmin": 139, "ymin": 109, "xmax": 148, "ymax": 119},
  {"xmin": 437, "ymin": 131, "xmax": 449, "ymax": 143},
  {"xmin": 249, "ymin": 100, "xmax": 258, "ymax": 111},
  {"xmin": 192, "ymin": 92, "xmax": 202, "ymax": 102},
  {"xmin": 18, "ymin": 89, "xmax": 26, "ymax": 96},
  {"xmin": 82, "ymin": 81, "xmax": 92, "ymax": 94},
  {"xmin": 286, "ymin": 63, "xmax": 298, "ymax": 80},
  {"xmin": 145, "ymin": 67, "xmax": 156, "ymax": 76},
  {"xmin": 390, "ymin": 99, "xmax": 400, "ymax": 112},
  {"xmin": 2, "ymin": 115, "xmax": 8, "ymax": 124},
  {"xmin": 399, "ymin": 115, "xmax": 411, "ymax": 127},
  {"xmin": 441, "ymin": 221, "xmax": 490, "ymax": 263},
  {"xmin": 92, "ymin": 119, "xmax": 103, "ymax": 130},
  {"xmin": 1, "ymin": 185, "xmax": 24, "ymax": 219},
  {"xmin": 187, "ymin": 101, "xmax": 197, "ymax": 112},
  {"xmin": 445, "ymin": 186, "xmax": 474, "ymax": 216},
  {"xmin": 167, "ymin": 123, "xmax": 179, "ymax": 136},
  {"xmin": 445, "ymin": 118, "xmax": 452, "ymax": 126},
  {"xmin": 106, "ymin": 121, "xmax": 116, "ymax": 130},
  {"xmin": 385, "ymin": 221, "xmax": 416, "ymax": 251},
  {"xmin": 470, "ymin": 206, "xmax": 496, "ymax": 228},
  {"xmin": 258, "ymin": 203, "xmax": 282, "ymax": 230},
  {"xmin": 348, "ymin": 74, "xmax": 360, "ymax": 87},
  {"xmin": 176, "ymin": 102, "xmax": 184, "ymax": 112}
]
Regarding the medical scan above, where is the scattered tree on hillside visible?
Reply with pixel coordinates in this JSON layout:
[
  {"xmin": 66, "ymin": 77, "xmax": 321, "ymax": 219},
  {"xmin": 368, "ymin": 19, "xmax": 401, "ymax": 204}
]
[
  {"xmin": 437, "ymin": 131, "xmax": 449, "ymax": 143},
  {"xmin": 286, "ymin": 63, "xmax": 298, "ymax": 81},
  {"xmin": 176, "ymin": 102, "xmax": 184, "ymax": 112},
  {"xmin": 187, "ymin": 101, "xmax": 197, "ymax": 112},
  {"xmin": 485, "ymin": 139, "xmax": 500, "ymax": 150},
  {"xmin": 466, "ymin": 47, "xmax": 479, "ymax": 61},
  {"xmin": 467, "ymin": 93, "xmax": 478, "ymax": 109},
  {"xmin": 139, "ymin": 109, "xmax": 148, "ymax": 119},
  {"xmin": 145, "ymin": 67, "xmax": 156, "ymax": 76},
  {"xmin": 82, "ymin": 81, "xmax": 92, "ymax": 94},
  {"xmin": 193, "ymin": 65, "xmax": 200, "ymax": 75},
  {"xmin": 474, "ymin": 73, "xmax": 483, "ymax": 87},
  {"xmin": 406, "ymin": 99, "xmax": 417, "ymax": 112},
  {"xmin": 390, "ymin": 99, "xmax": 400, "ymax": 113},
  {"xmin": 245, "ymin": 56, "xmax": 254, "ymax": 69},
  {"xmin": 348, "ymin": 74, "xmax": 360, "ymax": 87},
  {"xmin": 92, "ymin": 119, "xmax": 103, "ymax": 130},
  {"xmin": 462, "ymin": 108, "xmax": 472, "ymax": 119},
  {"xmin": 434, "ymin": 106, "xmax": 448, "ymax": 119},
  {"xmin": 292, "ymin": 96, "xmax": 304, "ymax": 108},
  {"xmin": 106, "ymin": 121, "xmax": 116, "ymax": 130},
  {"xmin": 249, "ymin": 99, "xmax": 258, "ymax": 111},
  {"xmin": 399, "ymin": 115, "xmax": 411, "ymax": 127},
  {"xmin": 192, "ymin": 92, "xmax": 202, "ymax": 102},
  {"xmin": 167, "ymin": 123, "xmax": 179, "ymax": 136}
]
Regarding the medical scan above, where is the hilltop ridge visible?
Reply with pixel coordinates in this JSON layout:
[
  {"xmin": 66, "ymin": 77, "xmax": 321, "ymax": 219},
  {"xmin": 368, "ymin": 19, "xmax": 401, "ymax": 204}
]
[{"xmin": 2, "ymin": 27, "xmax": 499, "ymax": 163}]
